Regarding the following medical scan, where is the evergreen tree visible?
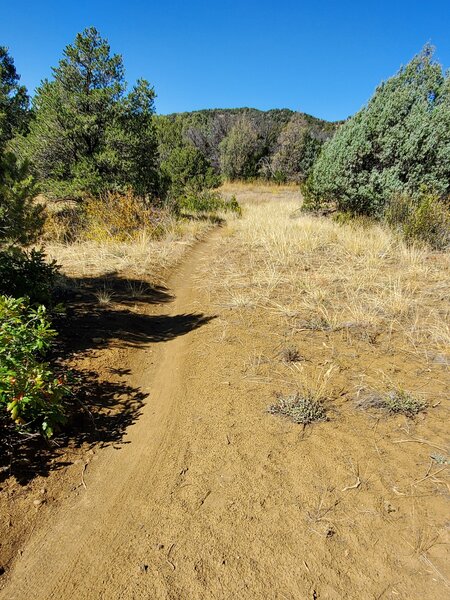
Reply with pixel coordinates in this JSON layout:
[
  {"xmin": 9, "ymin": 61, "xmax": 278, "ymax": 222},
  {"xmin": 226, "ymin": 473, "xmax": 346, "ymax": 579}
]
[
  {"xmin": 219, "ymin": 117, "xmax": 264, "ymax": 180},
  {"xmin": 161, "ymin": 144, "xmax": 219, "ymax": 199},
  {"xmin": 0, "ymin": 46, "xmax": 29, "ymax": 149},
  {"xmin": 270, "ymin": 115, "xmax": 323, "ymax": 183},
  {"xmin": 0, "ymin": 47, "xmax": 42, "ymax": 244},
  {"xmin": 305, "ymin": 46, "xmax": 450, "ymax": 215},
  {"xmin": 24, "ymin": 27, "xmax": 158, "ymax": 199}
]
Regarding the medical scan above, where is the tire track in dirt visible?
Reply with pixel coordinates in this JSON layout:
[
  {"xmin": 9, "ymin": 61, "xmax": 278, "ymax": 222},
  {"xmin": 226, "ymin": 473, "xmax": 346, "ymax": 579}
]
[{"xmin": 0, "ymin": 231, "xmax": 222, "ymax": 600}]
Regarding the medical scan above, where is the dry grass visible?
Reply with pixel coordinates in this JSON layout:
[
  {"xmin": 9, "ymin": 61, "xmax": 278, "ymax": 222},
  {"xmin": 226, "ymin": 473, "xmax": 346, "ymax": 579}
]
[
  {"xmin": 45, "ymin": 219, "xmax": 212, "ymax": 280},
  {"xmin": 207, "ymin": 196, "xmax": 450, "ymax": 367},
  {"xmin": 195, "ymin": 183, "xmax": 449, "ymax": 598}
]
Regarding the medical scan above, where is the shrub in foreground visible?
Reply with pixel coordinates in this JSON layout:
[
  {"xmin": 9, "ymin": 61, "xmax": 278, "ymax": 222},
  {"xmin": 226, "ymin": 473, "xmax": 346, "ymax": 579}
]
[
  {"xmin": 0, "ymin": 247, "xmax": 59, "ymax": 305},
  {"xmin": 357, "ymin": 389, "xmax": 427, "ymax": 418},
  {"xmin": 0, "ymin": 296, "xmax": 69, "ymax": 437},
  {"xmin": 385, "ymin": 192, "xmax": 450, "ymax": 250}
]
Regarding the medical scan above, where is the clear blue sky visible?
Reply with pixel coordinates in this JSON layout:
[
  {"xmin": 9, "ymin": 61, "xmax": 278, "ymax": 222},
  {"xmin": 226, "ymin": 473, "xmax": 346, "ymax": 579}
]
[{"xmin": 1, "ymin": 1, "xmax": 449, "ymax": 121}]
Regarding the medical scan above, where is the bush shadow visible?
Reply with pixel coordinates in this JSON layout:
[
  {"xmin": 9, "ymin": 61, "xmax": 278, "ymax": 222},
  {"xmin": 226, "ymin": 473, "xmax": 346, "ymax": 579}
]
[
  {"xmin": 1, "ymin": 271, "xmax": 216, "ymax": 485},
  {"xmin": 0, "ymin": 368, "xmax": 148, "ymax": 486}
]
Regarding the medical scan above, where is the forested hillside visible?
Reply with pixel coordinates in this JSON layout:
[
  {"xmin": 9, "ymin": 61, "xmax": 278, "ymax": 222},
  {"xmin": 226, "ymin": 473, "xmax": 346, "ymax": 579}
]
[{"xmin": 157, "ymin": 107, "xmax": 339, "ymax": 183}]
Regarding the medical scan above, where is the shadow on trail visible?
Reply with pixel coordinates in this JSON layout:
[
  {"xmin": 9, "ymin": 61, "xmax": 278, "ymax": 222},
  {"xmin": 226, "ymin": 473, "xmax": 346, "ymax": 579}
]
[
  {"xmin": 0, "ymin": 370, "xmax": 148, "ymax": 486},
  {"xmin": 56, "ymin": 273, "xmax": 174, "ymax": 306},
  {"xmin": 1, "ymin": 273, "xmax": 216, "ymax": 486},
  {"xmin": 55, "ymin": 272, "xmax": 216, "ymax": 353},
  {"xmin": 60, "ymin": 309, "xmax": 216, "ymax": 353}
]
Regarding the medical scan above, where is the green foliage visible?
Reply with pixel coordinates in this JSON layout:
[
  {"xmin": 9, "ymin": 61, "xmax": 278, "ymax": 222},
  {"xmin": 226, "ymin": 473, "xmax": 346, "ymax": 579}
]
[
  {"xmin": 159, "ymin": 108, "xmax": 337, "ymax": 174},
  {"xmin": 0, "ymin": 46, "xmax": 29, "ymax": 149},
  {"xmin": 0, "ymin": 247, "xmax": 59, "ymax": 305},
  {"xmin": 306, "ymin": 46, "xmax": 450, "ymax": 216},
  {"xmin": 154, "ymin": 115, "xmax": 184, "ymax": 163},
  {"xmin": 269, "ymin": 115, "xmax": 323, "ymax": 183},
  {"xmin": 0, "ymin": 152, "xmax": 43, "ymax": 244},
  {"xmin": 0, "ymin": 296, "xmax": 69, "ymax": 437},
  {"xmin": 359, "ymin": 389, "xmax": 427, "ymax": 418},
  {"xmin": 179, "ymin": 190, "xmax": 241, "ymax": 215},
  {"xmin": 161, "ymin": 144, "xmax": 220, "ymax": 200},
  {"xmin": 385, "ymin": 191, "xmax": 450, "ymax": 249},
  {"xmin": 21, "ymin": 27, "xmax": 158, "ymax": 200},
  {"xmin": 268, "ymin": 392, "xmax": 327, "ymax": 425},
  {"xmin": 0, "ymin": 48, "xmax": 42, "ymax": 246},
  {"xmin": 219, "ymin": 117, "xmax": 265, "ymax": 180}
]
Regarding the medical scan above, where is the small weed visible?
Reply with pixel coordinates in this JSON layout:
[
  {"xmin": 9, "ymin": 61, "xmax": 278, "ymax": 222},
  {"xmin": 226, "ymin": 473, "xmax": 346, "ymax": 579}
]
[
  {"xmin": 95, "ymin": 287, "xmax": 114, "ymax": 305},
  {"xmin": 298, "ymin": 316, "xmax": 334, "ymax": 332},
  {"xmin": 126, "ymin": 281, "xmax": 150, "ymax": 299},
  {"xmin": 268, "ymin": 392, "xmax": 328, "ymax": 425},
  {"xmin": 280, "ymin": 346, "xmax": 303, "ymax": 362},
  {"xmin": 430, "ymin": 454, "xmax": 449, "ymax": 465},
  {"xmin": 357, "ymin": 389, "xmax": 427, "ymax": 418}
]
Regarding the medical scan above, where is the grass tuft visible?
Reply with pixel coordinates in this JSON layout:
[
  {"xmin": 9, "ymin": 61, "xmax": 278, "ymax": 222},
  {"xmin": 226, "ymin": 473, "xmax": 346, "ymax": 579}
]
[
  {"xmin": 358, "ymin": 389, "xmax": 427, "ymax": 417},
  {"xmin": 268, "ymin": 392, "xmax": 328, "ymax": 425},
  {"xmin": 280, "ymin": 346, "xmax": 303, "ymax": 362}
]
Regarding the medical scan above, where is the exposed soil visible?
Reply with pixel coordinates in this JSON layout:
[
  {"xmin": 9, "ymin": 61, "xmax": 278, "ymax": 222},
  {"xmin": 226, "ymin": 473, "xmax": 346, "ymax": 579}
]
[{"xmin": 0, "ymin": 191, "xmax": 449, "ymax": 599}]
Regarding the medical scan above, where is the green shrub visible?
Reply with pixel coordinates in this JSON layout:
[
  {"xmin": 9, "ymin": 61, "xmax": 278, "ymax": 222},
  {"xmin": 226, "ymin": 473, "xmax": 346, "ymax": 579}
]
[
  {"xmin": 385, "ymin": 192, "xmax": 450, "ymax": 249},
  {"xmin": 0, "ymin": 247, "xmax": 59, "ymax": 305},
  {"xmin": 268, "ymin": 392, "xmax": 327, "ymax": 425},
  {"xmin": 305, "ymin": 46, "xmax": 450, "ymax": 216},
  {"xmin": 179, "ymin": 191, "xmax": 241, "ymax": 216},
  {"xmin": 358, "ymin": 389, "xmax": 427, "ymax": 418},
  {"xmin": 0, "ymin": 296, "xmax": 69, "ymax": 437},
  {"xmin": 0, "ymin": 153, "xmax": 44, "ymax": 245},
  {"xmin": 160, "ymin": 144, "xmax": 220, "ymax": 201}
]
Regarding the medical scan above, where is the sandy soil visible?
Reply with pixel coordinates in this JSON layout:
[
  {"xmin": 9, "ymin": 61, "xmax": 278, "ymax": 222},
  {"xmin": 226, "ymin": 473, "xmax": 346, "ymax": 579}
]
[{"xmin": 0, "ymin": 189, "xmax": 449, "ymax": 599}]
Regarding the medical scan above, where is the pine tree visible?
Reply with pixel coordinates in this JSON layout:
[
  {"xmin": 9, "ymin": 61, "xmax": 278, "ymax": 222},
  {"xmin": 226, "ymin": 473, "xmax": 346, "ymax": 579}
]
[
  {"xmin": 0, "ymin": 47, "xmax": 42, "ymax": 244},
  {"xmin": 24, "ymin": 27, "xmax": 158, "ymax": 199}
]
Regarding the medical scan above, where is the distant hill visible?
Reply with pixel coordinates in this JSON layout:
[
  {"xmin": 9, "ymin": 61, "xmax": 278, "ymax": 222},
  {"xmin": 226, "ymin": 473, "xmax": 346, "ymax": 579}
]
[
  {"xmin": 156, "ymin": 108, "xmax": 341, "ymax": 177},
  {"xmin": 163, "ymin": 107, "xmax": 339, "ymax": 140}
]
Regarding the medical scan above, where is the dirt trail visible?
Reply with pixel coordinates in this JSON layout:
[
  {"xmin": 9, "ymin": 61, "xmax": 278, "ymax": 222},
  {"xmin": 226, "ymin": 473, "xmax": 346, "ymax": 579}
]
[{"xmin": 0, "ymin": 232, "xmax": 223, "ymax": 600}]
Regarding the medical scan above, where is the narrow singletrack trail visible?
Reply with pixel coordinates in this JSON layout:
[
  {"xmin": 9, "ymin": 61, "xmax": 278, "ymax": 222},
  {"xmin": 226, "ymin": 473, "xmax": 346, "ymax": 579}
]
[{"xmin": 0, "ymin": 232, "xmax": 223, "ymax": 600}]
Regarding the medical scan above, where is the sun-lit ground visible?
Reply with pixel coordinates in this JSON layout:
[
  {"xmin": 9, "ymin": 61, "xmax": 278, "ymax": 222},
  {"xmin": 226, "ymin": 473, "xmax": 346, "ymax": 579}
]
[{"xmin": 190, "ymin": 184, "xmax": 449, "ymax": 597}]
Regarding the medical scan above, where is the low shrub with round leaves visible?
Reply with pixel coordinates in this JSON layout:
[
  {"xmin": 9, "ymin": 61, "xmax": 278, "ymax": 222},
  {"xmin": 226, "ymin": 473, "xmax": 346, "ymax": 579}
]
[{"xmin": 0, "ymin": 295, "xmax": 69, "ymax": 437}]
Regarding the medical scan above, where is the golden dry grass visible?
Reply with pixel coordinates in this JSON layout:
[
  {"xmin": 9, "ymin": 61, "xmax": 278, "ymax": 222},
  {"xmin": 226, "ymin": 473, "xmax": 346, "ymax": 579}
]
[
  {"xmin": 202, "ymin": 188, "xmax": 450, "ymax": 401},
  {"xmin": 45, "ymin": 218, "xmax": 213, "ymax": 280}
]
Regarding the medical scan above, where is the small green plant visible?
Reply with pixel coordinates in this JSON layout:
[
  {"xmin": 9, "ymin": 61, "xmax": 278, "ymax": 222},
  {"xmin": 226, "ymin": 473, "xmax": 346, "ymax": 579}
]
[
  {"xmin": 382, "ymin": 390, "xmax": 427, "ymax": 417},
  {"xmin": 0, "ymin": 247, "xmax": 59, "ymax": 305},
  {"xmin": 268, "ymin": 392, "xmax": 327, "ymax": 425},
  {"xmin": 385, "ymin": 192, "xmax": 450, "ymax": 250},
  {"xmin": 430, "ymin": 454, "xmax": 448, "ymax": 465},
  {"xmin": 0, "ymin": 296, "xmax": 69, "ymax": 437},
  {"xmin": 357, "ymin": 389, "xmax": 427, "ymax": 418},
  {"xmin": 179, "ymin": 190, "xmax": 241, "ymax": 216}
]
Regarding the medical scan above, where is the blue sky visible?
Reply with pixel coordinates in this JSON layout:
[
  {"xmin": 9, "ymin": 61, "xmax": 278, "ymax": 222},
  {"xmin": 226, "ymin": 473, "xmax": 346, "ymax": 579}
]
[{"xmin": 1, "ymin": 1, "xmax": 449, "ymax": 121}]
